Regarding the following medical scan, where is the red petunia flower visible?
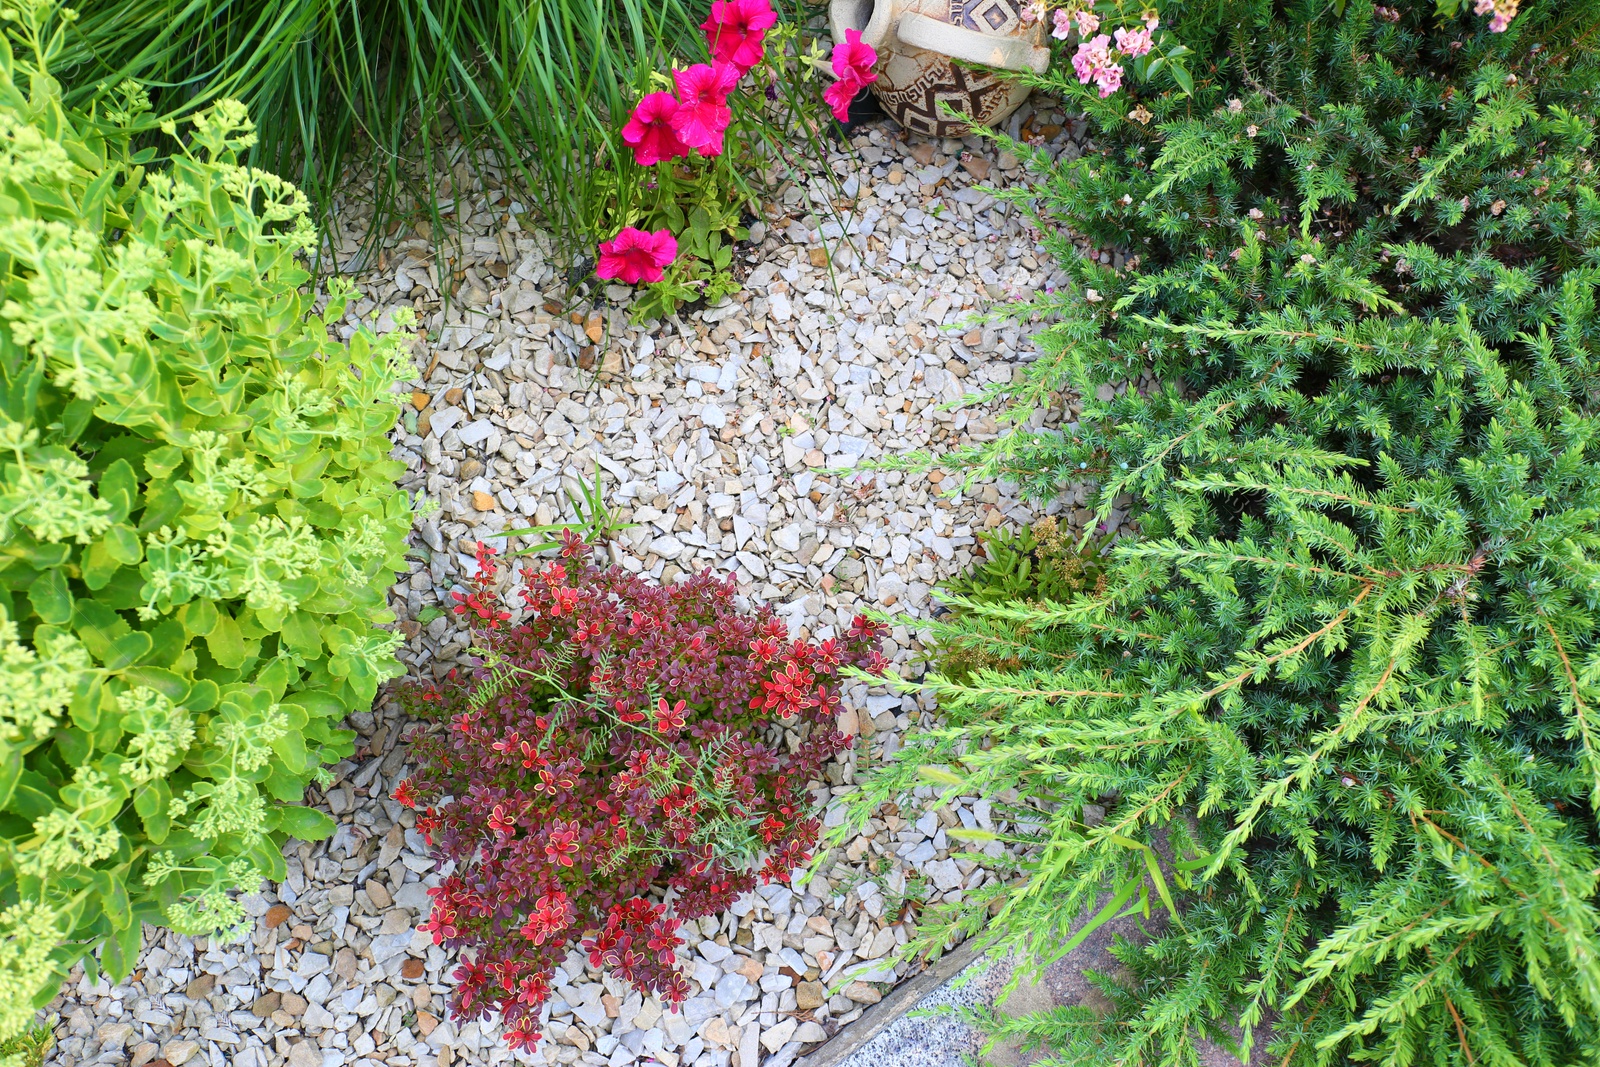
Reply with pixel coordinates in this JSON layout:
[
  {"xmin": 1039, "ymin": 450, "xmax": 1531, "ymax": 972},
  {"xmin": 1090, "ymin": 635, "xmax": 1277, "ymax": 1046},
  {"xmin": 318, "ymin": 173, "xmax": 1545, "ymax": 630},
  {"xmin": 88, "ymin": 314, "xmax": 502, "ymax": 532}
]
[
  {"xmin": 621, "ymin": 91, "xmax": 691, "ymax": 167},
  {"xmin": 596, "ymin": 226, "xmax": 679, "ymax": 285},
  {"xmin": 700, "ymin": 0, "xmax": 777, "ymax": 72},
  {"xmin": 669, "ymin": 62, "xmax": 741, "ymax": 155}
]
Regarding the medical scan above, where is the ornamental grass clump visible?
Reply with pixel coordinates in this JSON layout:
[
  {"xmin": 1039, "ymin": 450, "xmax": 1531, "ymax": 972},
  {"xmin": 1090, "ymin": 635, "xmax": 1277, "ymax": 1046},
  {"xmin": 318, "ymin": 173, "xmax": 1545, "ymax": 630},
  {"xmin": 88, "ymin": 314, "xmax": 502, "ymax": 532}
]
[
  {"xmin": 834, "ymin": 0, "xmax": 1600, "ymax": 1063},
  {"xmin": 0, "ymin": 3, "xmax": 411, "ymax": 1043},
  {"xmin": 398, "ymin": 539, "xmax": 884, "ymax": 1049}
]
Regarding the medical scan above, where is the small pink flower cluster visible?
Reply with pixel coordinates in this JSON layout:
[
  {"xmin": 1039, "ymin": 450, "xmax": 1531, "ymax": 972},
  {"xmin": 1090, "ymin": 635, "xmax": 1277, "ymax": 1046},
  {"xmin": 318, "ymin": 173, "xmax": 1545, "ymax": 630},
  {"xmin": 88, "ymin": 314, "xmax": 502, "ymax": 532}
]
[
  {"xmin": 1473, "ymin": 0, "xmax": 1518, "ymax": 33},
  {"xmin": 1067, "ymin": 7, "xmax": 1158, "ymax": 98}
]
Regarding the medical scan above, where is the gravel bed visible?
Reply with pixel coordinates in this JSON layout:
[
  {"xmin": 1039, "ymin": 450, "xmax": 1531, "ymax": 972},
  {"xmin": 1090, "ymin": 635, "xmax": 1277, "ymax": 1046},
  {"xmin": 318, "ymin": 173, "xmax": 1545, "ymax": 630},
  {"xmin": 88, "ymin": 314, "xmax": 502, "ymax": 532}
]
[{"xmin": 44, "ymin": 103, "xmax": 1096, "ymax": 1067}]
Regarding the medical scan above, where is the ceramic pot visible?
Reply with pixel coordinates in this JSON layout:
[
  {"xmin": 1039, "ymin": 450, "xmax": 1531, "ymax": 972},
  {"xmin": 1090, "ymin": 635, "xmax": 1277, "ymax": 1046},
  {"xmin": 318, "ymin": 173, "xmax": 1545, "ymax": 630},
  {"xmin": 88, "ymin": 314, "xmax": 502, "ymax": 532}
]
[{"xmin": 829, "ymin": 0, "xmax": 1050, "ymax": 137}]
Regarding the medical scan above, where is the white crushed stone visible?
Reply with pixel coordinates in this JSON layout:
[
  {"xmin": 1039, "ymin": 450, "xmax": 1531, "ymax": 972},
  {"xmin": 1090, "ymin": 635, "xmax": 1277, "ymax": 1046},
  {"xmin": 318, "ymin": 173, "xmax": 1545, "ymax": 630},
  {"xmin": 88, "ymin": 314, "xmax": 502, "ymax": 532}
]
[{"xmin": 44, "ymin": 100, "xmax": 1101, "ymax": 1067}]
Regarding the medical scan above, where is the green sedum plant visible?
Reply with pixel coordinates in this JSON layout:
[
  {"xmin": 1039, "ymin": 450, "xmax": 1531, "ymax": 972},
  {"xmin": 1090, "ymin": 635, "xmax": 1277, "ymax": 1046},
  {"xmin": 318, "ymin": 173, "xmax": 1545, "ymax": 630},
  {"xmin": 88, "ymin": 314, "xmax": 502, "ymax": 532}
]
[
  {"xmin": 928, "ymin": 517, "xmax": 1108, "ymax": 683},
  {"xmin": 0, "ymin": 2, "xmax": 413, "ymax": 1046},
  {"xmin": 833, "ymin": 1, "xmax": 1600, "ymax": 1064}
]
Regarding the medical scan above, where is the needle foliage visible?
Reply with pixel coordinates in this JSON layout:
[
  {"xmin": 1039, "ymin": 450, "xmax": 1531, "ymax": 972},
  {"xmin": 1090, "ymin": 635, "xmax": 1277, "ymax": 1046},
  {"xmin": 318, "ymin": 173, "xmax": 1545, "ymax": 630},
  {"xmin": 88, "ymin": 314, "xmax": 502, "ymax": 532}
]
[{"xmin": 834, "ymin": 1, "xmax": 1600, "ymax": 1063}]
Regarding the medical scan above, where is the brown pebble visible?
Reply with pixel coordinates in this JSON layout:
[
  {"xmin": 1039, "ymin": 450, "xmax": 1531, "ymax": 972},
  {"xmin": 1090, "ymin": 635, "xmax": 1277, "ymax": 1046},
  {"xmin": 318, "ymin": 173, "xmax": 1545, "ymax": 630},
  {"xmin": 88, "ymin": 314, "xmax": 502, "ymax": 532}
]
[
  {"xmin": 443, "ymin": 387, "xmax": 464, "ymax": 405},
  {"xmin": 909, "ymin": 142, "xmax": 935, "ymax": 165},
  {"xmin": 928, "ymin": 470, "xmax": 945, "ymax": 483},
  {"xmin": 796, "ymin": 981, "xmax": 826, "ymax": 1010},
  {"xmin": 471, "ymin": 490, "xmax": 496, "ymax": 511},
  {"xmin": 415, "ymin": 1011, "xmax": 439, "ymax": 1037},
  {"xmin": 584, "ymin": 311, "xmax": 605, "ymax": 343},
  {"xmin": 845, "ymin": 981, "xmax": 882, "ymax": 1004},
  {"xmin": 808, "ymin": 246, "xmax": 830, "ymax": 268},
  {"xmin": 401, "ymin": 958, "xmax": 426, "ymax": 980},
  {"xmin": 183, "ymin": 974, "xmax": 215, "ymax": 1000},
  {"xmin": 280, "ymin": 991, "xmax": 308, "ymax": 1016},
  {"xmin": 960, "ymin": 155, "xmax": 992, "ymax": 180},
  {"xmin": 365, "ymin": 879, "xmax": 393, "ymax": 909},
  {"xmin": 250, "ymin": 992, "xmax": 281, "ymax": 1018},
  {"xmin": 410, "ymin": 391, "xmax": 430, "ymax": 410},
  {"xmin": 264, "ymin": 904, "xmax": 292, "ymax": 929}
]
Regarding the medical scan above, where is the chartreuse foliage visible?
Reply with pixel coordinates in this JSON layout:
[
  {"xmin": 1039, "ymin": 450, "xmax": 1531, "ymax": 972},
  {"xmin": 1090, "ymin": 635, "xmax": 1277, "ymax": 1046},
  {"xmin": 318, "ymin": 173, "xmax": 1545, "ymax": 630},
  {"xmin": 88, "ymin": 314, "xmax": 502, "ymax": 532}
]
[
  {"xmin": 0, "ymin": 4, "xmax": 412, "ymax": 1049},
  {"xmin": 831, "ymin": 1, "xmax": 1600, "ymax": 1064}
]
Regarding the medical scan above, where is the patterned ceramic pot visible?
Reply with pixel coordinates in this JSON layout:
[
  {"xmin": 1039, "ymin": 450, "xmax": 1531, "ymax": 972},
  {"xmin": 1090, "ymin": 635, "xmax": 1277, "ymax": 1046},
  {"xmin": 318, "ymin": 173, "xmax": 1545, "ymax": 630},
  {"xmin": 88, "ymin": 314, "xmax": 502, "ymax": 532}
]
[{"xmin": 829, "ymin": 0, "xmax": 1050, "ymax": 137}]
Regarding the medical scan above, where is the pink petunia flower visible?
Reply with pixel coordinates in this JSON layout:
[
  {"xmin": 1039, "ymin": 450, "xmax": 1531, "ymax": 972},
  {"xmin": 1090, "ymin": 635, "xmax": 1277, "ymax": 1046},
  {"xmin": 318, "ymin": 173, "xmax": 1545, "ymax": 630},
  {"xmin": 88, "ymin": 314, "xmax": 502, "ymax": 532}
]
[
  {"xmin": 1074, "ymin": 8, "xmax": 1101, "ymax": 35},
  {"xmin": 824, "ymin": 29, "xmax": 879, "ymax": 123},
  {"xmin": 621, "ymin": 92, "xmax": 691, "ymax": 166},
  {"xmin": 1143, "ymin": 9, "xmax": 1159, "ymax": 30},
  {"xmin": 670, "ymin": 62, "xmax": 741, "ymax": 155},
  {"xmin": 823, "ymin": 73, "xmax": 864, "ymax": 122},
  {"xmin": 1114, "ymin": 25, "xmax": 1153, "ymax": 57},
  {"xmin": 701, "ymin": 0, "xmax": 778, "ymax": 72},
  {"xmin": 1051, "ymin": 9, "xmax": 1073, "ymax": 38},
  {"xmin": 830, "ymin": 28, "xmax": 879, "ymax": 84},
  {"xmin": 1020, "ymin": 0, "xmax": 1047, "ymax": 23},
  {"xmin": 596, "ymin": 227, "xmax": 678, "ymax": 285}
]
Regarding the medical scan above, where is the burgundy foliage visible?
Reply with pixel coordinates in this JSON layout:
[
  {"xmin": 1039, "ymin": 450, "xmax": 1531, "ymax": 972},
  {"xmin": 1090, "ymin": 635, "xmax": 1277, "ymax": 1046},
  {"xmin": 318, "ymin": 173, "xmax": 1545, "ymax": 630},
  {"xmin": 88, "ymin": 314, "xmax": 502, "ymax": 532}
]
[{"xmin": 396, "ymin": 538, "xmax": 885, "ymax": 1048}]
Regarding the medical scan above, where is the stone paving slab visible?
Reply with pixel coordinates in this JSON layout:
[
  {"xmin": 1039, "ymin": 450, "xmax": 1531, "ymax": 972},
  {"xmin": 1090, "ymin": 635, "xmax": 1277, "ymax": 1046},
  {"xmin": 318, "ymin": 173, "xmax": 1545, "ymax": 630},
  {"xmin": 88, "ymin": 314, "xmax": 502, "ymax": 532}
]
[{"xmin": 805, "ymin": 909, "xmax": 1274, "ymax": 1067}]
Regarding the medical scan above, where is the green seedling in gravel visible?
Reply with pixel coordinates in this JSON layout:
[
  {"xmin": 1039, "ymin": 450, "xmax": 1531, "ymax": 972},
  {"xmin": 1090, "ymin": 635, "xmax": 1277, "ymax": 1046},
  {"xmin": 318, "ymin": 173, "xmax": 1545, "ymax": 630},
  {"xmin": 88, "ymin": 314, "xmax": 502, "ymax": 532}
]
[{"xmin": 501, "ymin": 462, "xmax": 636, "ymax": 556}]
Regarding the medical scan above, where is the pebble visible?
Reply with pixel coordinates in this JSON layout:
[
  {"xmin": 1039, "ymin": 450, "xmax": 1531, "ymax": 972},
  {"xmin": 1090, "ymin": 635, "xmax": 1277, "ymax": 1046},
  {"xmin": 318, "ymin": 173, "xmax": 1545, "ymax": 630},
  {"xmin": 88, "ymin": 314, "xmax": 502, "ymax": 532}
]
[{"xmin": 39, "ymin": 100, "xmax": 1089, "ymax": 1067}]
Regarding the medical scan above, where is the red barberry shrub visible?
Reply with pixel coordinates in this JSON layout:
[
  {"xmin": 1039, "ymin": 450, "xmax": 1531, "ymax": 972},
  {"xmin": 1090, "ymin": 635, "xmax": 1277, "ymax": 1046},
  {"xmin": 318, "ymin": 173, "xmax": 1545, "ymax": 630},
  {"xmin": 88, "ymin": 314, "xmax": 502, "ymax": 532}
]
[{"xmin": 397, "ymin": 539, "xmax": 885, "ymax": 1047}]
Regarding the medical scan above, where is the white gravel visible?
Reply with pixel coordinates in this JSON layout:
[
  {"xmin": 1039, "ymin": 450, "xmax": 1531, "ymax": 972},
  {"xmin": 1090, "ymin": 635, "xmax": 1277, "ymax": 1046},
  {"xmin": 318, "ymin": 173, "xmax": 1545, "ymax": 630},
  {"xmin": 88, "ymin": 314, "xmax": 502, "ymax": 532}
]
[{"xmin": 43, "ymin": 101, "xmax": 1094, "ymax": 1067}]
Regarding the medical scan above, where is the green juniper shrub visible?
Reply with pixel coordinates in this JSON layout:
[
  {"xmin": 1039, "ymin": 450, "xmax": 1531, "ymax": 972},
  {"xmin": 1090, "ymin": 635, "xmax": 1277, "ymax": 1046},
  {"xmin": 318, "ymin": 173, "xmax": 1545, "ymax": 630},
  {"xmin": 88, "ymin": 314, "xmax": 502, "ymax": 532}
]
[
  {"xmin": 0, "ymin": 5, "xmax": 413, "ymax": 1040},
  {"xmin": 831, "ymin": 1, "xmax": 1600, "ymax": 1064}
]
